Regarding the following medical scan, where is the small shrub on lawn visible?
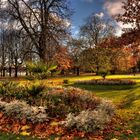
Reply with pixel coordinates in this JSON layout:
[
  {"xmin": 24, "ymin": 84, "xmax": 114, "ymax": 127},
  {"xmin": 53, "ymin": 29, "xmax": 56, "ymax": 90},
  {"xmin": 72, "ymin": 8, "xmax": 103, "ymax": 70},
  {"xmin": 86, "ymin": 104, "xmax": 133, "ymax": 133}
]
[
  {"xmin": 63, "ymin": 79, "xmax": 69, "ymax": 84},
  {"xmin": 98, "ymin": 70, "xmax": 109, "ymax": 79},
  {"xmin": 97, "ymin": 99, "xmax": 115, "ymax": 116}
]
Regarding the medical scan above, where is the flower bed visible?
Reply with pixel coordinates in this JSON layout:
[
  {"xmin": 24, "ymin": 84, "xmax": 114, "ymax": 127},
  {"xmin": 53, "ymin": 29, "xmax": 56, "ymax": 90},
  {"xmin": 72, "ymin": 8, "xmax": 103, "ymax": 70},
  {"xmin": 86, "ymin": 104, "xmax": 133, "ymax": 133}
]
[
  {"xmin": 0, "ymin": 81, "xmax": 115, "ymax": 137},
  {"xmin": 75, "ymin": 79, "xmax": 136, "ymax": 85}
]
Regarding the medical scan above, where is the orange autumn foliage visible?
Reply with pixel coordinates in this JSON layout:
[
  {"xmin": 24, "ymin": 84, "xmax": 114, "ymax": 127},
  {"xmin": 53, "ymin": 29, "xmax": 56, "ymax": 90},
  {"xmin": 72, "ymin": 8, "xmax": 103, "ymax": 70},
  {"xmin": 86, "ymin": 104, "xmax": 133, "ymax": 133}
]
[{"xmin": 54, "ymin": 47, "xmax": 72, "ymax": 70}]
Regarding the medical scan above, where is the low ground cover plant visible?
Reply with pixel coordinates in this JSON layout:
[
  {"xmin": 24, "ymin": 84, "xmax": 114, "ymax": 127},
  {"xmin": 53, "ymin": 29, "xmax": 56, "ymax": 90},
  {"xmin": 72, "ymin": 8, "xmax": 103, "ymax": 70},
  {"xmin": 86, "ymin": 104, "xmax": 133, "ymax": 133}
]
[
  {"xmin": 61, "ymin": 99, "xmax": 115, "ymax": 132},
  {"xmin": 75, "ymin": 79, "xmax": 136, "ymax": 85},
  {"xmin": 0, "ymin": 99, "xmax": 48, "ymax": 123}
]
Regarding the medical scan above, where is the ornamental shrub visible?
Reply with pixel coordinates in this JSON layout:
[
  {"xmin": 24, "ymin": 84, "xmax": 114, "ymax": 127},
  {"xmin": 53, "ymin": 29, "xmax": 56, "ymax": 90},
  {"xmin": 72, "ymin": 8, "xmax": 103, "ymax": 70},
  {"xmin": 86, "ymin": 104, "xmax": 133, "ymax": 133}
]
[
  {"xmin": 60, "ymin": 99, "xmax": 115, "ymax": 132},
  {"xmin": 0, "ymin": 99, "xmax": 48, "ymax": 123},
  {"xmin": 26, "ymin": 62, "xmax": 57, "ymax": 79},
  {"xmin": 45, "ymin": 87, "xmax": 101, "ymax": 117}
]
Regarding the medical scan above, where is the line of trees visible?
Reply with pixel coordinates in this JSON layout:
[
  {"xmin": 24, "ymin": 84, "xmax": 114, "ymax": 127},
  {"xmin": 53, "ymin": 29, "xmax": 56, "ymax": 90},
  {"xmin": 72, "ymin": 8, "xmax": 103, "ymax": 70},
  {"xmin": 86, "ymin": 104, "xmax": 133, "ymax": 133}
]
[
  {"xmin": 0, "ymin": 0, "xmax": 139, "ymax": 77},
  {"xmin": 0, "ymin": 0, "xmax": 72, "ymax": 77}
]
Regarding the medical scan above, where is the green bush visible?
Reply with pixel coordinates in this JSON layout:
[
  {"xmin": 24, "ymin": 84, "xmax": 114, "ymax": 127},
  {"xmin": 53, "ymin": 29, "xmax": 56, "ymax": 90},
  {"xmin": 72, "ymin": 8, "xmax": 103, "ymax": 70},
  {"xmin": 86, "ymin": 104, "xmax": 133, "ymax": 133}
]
[
  {"xmin": 0, "ymin": 81, "xmax": 26, "ymax": 101},
  {"xmin": 27, "ymin": 84, "xmax": 45, "ymax": 97},
  {"xmin": 26, "ymin": 62, "xmax": 57, "ymax": 79},
  {"xmin": 63, "ymin": 79, "xmax": 69, "ymax": 84},
  {"xmin": 0, "ymin": 81, "xmax": 18, "ymax": 96},
  {"xmin": 98, "ymin": 70, "xmax": 108, "ymax": 79},
  {"xmin": 0, "ymin": 81, "xmax": 47, "ymax": 106}
]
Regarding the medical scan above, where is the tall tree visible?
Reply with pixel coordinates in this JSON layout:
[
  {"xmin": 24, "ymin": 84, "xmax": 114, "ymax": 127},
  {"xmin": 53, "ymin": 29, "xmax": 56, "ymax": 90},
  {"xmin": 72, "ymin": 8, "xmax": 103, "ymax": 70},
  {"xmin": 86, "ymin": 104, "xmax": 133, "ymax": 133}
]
[
  {"xmin": 118, "ymin": 0, "xmax": 140, "ymax": 31},
  {"xmin": 117, "ymin": 0, "xmax": 140, "ymax": 45},
  {"xmin": 80, "ymin": 46, "xmax": 111, "ymax": 75},
  {"xmin": 68, "ymin": 38, "xmax": 84, "ymax": 76},
  {"xmin": 0, "ymin": 26, "xmax": 7, "ymax": 77},
  {"xmin": 1, "ymin": 0, "xmax": 72, "ymax": 62},
  {"xmin": 80, "ymin": 13, "xmax": 115, "ymax": 48},
  {"xmin": 6, "ymin": 30, "xmax": 32, "ymax": 77},
  {"xmin": 117, "ymin": 0, "xmax": 140, "ymax": 70}
]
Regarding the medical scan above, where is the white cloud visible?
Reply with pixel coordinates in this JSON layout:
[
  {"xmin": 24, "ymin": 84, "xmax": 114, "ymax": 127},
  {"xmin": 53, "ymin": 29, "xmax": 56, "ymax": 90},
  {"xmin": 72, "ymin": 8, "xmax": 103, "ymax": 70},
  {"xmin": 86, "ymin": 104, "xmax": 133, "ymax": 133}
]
[
  {"xmin": 63, "ymin": 19, "xmax": 71, "ymax": 27},
  {"xmin": 71, "ymin": 25, "xmax": 76, "ymax": 29},
  {"xmin": 104, "ymin": 0, "xmax": 124, "ymax": 16},
  {"xmin": 95, "ymin": 12, "xmax": 104, "ymax": 18},
  {"xmin": 116, "ymin": 22, "xmax": 135, "ymax": 36},
  {"xmin": 72, "ymin": 30, "xmax": 79, "ymax": 37},
  {"xmin": 104, "ymin": 0, "xmax": 134, "ymax": 36},
  {"xmin": 118, "ymin": 22, "xmax": 134, "ymax": 29},
  {"xmin": 115, "ymin": 27, "xmax": 122, "ymax": 37}
]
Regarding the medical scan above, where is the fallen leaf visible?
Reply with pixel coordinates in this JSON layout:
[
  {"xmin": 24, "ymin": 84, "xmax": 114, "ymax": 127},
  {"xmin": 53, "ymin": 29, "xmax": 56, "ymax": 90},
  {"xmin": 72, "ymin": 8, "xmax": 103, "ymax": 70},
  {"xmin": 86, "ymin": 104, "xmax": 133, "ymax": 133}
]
[
  {"xmin": 50, "ymin": 121, "xmax": 59, "ymax": 126},
  {"xmin": 54, "ymin": 137, "xmax": 60, "ymax": 140},
  {"xmin": 21, "ymin": 125, "xmax": 30, "ymax": 131},
  {"xmin": 21, "ymin": 118, "xmax": 27, "ymax": 125},
  {"xmin": 126, "ymin": 129, "xmax": 133, "ymax": 135},
  {"xmin": 114, "ymin": 131, "xmax": 121, "ymax": 136},
  {"xmin": 111, "ymin": 138, "xmax": 118, "ymax": 140},
  {"xmin": 20, "ymin": 131, "xmax": 30, "ymax": 136},
  {"xmin": 0, "ymin": 112, "xmax": 3, "ymax": 119},
  {"xmin": 133, "ymin": 138, "xmax": 138, "ymax": 140}
]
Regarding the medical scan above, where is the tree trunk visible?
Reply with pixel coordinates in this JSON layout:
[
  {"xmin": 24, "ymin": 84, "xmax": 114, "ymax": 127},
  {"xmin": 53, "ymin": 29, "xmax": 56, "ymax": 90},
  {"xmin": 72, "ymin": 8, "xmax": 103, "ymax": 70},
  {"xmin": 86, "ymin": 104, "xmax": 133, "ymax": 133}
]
[
  {"xmin": 61, "ymin": 69, "xmax": 65, "ymax": 75},
  {"xmin": 39, "ymin": 50, "xmax": 47, "ymax": 62},
  {"xmin": 38, "ymin": 32, "xmax": 47, "ymax": 62},
  {"xmin": 14, "ymin": 57, "xmax": 18, "ymax": 78},
  {"xmin": 76, "ymin": 67, "xmax": 80, "ymax": 76},
  {"xmin": 14, "ymin": 66, "xmax": 18, "ymax": 78},
  {"xmin": 9, "ymin": 66, "xmax": 12, "ymax": 77},
  {"xmin": 2, "ymin": 68, "xmax": 5, "ymax": 77},
  {"xmin": 26, "ymin": 68, "xmax": 28, "ymax": 76},
  {"xmin": 96, "ymin": 66, "xmax": 99, "ymax": 75},
  {"xmin": 73, "ymin": 67, "xmax": 76, "ymax": 75}
]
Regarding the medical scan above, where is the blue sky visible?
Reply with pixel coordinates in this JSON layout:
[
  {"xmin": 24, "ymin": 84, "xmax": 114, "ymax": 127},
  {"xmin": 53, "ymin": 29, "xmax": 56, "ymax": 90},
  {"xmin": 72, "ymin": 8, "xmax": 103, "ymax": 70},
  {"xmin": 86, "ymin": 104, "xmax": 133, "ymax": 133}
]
[{"xmin": 70, "ymin": 0, "xmax": 124, "ymax": 36}]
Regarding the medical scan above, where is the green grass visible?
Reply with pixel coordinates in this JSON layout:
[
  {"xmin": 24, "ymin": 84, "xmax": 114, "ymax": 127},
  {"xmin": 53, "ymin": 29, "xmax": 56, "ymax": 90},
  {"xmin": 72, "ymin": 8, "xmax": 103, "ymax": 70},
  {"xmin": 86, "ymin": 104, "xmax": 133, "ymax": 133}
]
[
  {"xmin": 0, "ymin": 133, "xmax": 62, "ymax": 140},
  {"xmin": 0, "ymin": 132, "xmax": 40, "ymax": 140}
]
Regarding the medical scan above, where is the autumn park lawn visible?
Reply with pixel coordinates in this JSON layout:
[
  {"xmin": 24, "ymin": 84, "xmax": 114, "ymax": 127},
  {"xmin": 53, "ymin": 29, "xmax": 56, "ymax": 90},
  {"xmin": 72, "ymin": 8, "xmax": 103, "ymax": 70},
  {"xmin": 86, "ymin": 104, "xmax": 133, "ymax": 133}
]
[
  {"xmin": 0, "ymin": 74, "xmax": 140, "ymax": 139},
  {"xmin": 71, "ymin": 75, "xmax": 140, "ymax": 139},
  {"xmin": 53, "ymin": 74, "xmax": 140, "ymax": 139}
]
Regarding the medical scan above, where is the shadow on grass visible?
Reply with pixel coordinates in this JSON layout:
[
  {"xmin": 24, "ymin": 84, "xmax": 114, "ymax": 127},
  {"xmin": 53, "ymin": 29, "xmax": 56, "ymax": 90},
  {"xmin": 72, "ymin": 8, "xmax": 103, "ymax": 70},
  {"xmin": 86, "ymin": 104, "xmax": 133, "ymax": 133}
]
[
  {"xmin": 69, "ymin": 83, "xmax": 135, "ymax": 91},
  {"xmin": 120, "ymin": 92, "xmax": 140, "ymax": 109},
  {"xmin": 65, "ymin": 83, "xmax": 136, "ymax": 102}
]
